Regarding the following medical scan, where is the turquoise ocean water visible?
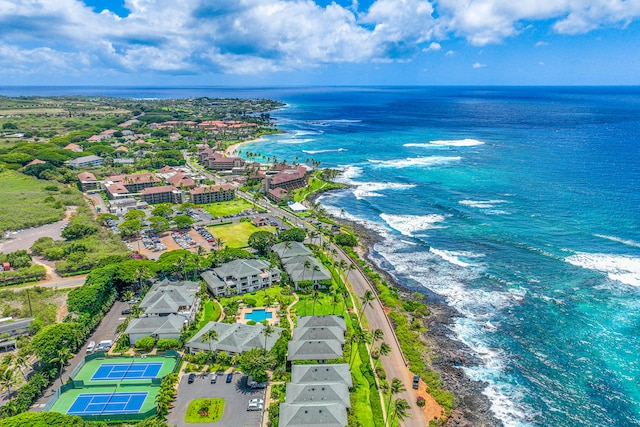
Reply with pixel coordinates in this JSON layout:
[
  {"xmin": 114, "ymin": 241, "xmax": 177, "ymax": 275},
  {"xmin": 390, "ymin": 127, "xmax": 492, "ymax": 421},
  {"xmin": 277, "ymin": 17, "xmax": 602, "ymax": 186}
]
[{"xmin": 2, "ymin": 86, "xmax": 639, "ymax": 426}]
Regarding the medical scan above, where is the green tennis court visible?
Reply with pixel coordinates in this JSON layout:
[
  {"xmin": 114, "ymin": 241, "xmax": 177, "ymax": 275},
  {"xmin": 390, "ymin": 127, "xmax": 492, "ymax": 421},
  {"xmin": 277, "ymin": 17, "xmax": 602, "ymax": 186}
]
[
  {"xmin": 73, "ymin": 356, "xmax": 177, "ymax": 385},
  {"xmin": 49, "ymin": 384, "xmax": 158, "ymax": 416}
]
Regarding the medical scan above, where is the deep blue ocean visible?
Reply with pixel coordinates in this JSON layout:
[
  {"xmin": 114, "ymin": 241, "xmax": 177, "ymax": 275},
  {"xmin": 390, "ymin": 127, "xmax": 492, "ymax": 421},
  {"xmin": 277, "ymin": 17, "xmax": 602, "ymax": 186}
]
[{"xmin": 3, "ymin": 86, "xmax": 640, "ymax": 426}]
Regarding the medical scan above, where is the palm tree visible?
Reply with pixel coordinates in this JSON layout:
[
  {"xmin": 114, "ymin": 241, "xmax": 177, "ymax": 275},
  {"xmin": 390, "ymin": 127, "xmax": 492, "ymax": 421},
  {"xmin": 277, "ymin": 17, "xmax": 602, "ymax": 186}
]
[
  {"xmin": 390, "ymin": 398, "xmax": 412, "ymax": 426},
  {"xmin": 311, "ymin": 290, "xmax": 320, "ymax": 315},
  {"xmin": 331, "ymin": 290, "xmax": 340, "ymax": 315},
  {"xmin": 359, "ymin": 289, "xmax": 374, "ymax": 319},
  {"xmin": 346, "ymin": 263, "xmax": 356, "ymax": 282},
  {"xmin": 0, "ymin": 368, "xmax": 19, "ymax": 398},
  {"xmin": 386, "ymin": 378, "xmax": 406, "ymax": 425},
  {"xmin": 373, "ymin": 328, "xmax": 384, "ymax": 343},
  {"xmin": 12, "ymin": 354, "xmax": 30, "ymax": 381},
  {"xmin": 201, "ymin": 328, "xmax": 219, "ymax": 359},
  {"xmin": 262, "ymin": 325, "xmax": 275, "ymax": 350},
  {"xmin": 50, "ymin": 348, "xmax": 73, "ymax": 386},
  {"xmin": 375, "ymin": 342, "xmax": 392, "ymax": 369}
]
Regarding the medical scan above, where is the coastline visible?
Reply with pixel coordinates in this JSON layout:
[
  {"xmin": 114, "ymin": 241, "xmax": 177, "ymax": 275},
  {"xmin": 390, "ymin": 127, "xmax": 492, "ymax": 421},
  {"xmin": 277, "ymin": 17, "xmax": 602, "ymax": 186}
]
[
  {"xmin": 321, "ymin": 201, "xmax": 503, "ymax": 427},
  {"xmin": 224, "ymin": 137, "xmax": 262, "ymax": 157}
]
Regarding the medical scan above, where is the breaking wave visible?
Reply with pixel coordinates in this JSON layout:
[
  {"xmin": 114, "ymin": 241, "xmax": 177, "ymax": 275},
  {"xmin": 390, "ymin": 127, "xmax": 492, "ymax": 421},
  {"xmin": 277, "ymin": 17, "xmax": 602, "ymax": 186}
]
[
  {"xmin": 380, "ymin": 213, "xmax": 448, "ymax": 236},
  {"xmin": 404, "ymin": 138, "xmax": 485, "ymax": 147},
  {"xmin": 368, "ymin": 156, "xmax": 461, "ymax": 168},
  {"xmin": 565, "ymin": 252, "xmax": 640, "ymax": 287}
]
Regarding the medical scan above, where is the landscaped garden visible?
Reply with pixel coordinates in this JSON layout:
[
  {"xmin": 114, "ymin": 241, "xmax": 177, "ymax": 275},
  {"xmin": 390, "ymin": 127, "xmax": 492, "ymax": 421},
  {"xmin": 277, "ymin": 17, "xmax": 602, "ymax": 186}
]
[{"xmin": 184, "ymin": 398, "xmax": 224, "ymax": 423}]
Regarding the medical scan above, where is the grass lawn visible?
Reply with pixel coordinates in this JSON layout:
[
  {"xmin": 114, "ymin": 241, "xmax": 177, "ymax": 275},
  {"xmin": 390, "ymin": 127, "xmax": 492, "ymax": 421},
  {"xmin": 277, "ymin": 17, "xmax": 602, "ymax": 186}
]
[
  {"xmin": 197, "ymin": 299, "xmax": 223, "ymax": 330},
  {"xmin": 202, "ymin": 199, "xmax": 254, "ymax": 217},
  {"xmin": 224, "ymin": 285, "xmax": 295, "ymax": 308},
  {"xmin": 294, "ymin": 289, "xmax": 347, "ymax": 317},
  {"xmin": 349, "ymin": 344, "xmax": 378, "ymax": 427},
  {"xmin": 208, "ymin": 222, "xmax": 275, "ymax": 248},
  {"xmin": 184, "ymin": 398, "xmax": 224, "ymax": 423},
  {"xmin": 0, "ymin": 170, "xmax": 83, "ymax": 233}
]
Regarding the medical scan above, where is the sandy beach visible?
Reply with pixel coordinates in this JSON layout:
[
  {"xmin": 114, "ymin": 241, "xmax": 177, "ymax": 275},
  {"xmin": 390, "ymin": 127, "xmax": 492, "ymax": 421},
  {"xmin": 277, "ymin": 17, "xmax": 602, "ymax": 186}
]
[{"xmin": 224, "ymin": 137, "xmax": 262, "ymax": 157}]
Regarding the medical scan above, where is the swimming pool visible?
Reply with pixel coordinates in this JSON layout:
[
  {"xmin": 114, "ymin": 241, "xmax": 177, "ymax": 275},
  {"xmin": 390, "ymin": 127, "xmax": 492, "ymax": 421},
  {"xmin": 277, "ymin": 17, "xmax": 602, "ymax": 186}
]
[{"xmin": 244, "ymin": 309, "xmax": 273, "ymax": 322}]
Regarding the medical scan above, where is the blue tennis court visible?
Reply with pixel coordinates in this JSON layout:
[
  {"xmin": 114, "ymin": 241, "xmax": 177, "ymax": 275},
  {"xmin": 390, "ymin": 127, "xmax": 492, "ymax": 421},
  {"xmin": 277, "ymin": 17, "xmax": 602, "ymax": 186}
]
[
  {"xmin": 67, "ymin": 392, "xmax": 147, "ymax": 415},
  {"xmin": 91, "ymin": 362, "xmax": 162, "ymax": 381}
]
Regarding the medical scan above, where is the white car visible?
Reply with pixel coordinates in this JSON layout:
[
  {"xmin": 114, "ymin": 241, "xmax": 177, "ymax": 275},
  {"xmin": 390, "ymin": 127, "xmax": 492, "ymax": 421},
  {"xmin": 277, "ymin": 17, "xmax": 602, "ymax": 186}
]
[
  {"xmin": 86, "ymin": 341, "xmax": 96, "ymax": 353},
  {"xmin": 247, "ymin": 403, "xmax": 263, "ymax": 411},
  {"xmin": 248, "ymin": 398, "xmax": 264, "ymax": 405}
]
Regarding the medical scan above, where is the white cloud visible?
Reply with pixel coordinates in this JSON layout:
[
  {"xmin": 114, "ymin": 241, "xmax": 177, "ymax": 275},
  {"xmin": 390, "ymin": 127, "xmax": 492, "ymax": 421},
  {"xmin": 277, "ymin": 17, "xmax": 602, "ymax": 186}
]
[
  {"xmin": 445, "ymin": 50, "xmax": 456, "ymax": 56},
  {"xmin": 424, "ymin": 42, "xmax": 442, "ymax": 52},
  {"xmin": 0, "ymin": 0, "xmax": 640, "ymax": 79},
  {"xmin": 535, "ymin": 41, "xmax": 549, "ymax": 47},
  {"xmin": 472, "ymin": 62, "xmax": 487, "ymax": 68}
]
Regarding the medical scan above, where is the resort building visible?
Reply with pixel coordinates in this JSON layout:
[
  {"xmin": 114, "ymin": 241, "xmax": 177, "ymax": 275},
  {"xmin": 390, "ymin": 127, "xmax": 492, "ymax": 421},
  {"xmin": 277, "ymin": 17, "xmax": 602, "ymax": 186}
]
[
  {"xmin": 77, "ymin": 172, "xmax": 99, "ymax": 192},
  {"xmin": 137, "ymin": 279, "xmax": 200, "ymax": 323},
  {"xmin": 106, "ymin": 172, "xmax": 162, "ymax": 193},
  {"xmin": 263, "ymin": 165, "xmax": 309, "ymax": 193},
  {"xmin": 272, "ymin": 241, "xmax": 331, "ymax": 289},
  {"xmin": 66, "ymin": 155, "xmax": 103, "ymax": 168},
  {"xmin": 287, "ymin": 316, "xmax": 346, "ymax": 363},
  {"xmin": 124, "ymin": 315, "xmax": 184, "ymax": 345},
  {"xmin": 279, "ymin": 362, "xmax": 353, "ymax": 427},
  {"xmin": 201, "ymin": 151, "xmax": 246, "ymax": 173},
  {"xmin": 200, "ymin": 259, "xmax": 281, "ymax": 297},
  {"xmin": 186, "ymin": 321, "xmax": 284, "ymax": 355},
  {"xmin": 63, "ymin": 143, "xmax": 83, "ymax": 152},
  {"xmin": 139, "ymin": 185, "xmax": 184, "ymax": 204},
  {"xmin": 189, "ymin": 184, "xmax": 235, "ymax": 204},
  {"xmin": 0, "ymin": 317, "xmax": 34, "ymax": 353},
  {"xmin": 272, "ymin": 241, "xmax": 312, "ymax": 259}
]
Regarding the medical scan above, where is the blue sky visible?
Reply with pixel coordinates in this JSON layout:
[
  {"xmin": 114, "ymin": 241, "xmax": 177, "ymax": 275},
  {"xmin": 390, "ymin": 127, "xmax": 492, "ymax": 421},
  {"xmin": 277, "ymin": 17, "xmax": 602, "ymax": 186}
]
[{"xmin": 1, "ymin": 0, "xmax": 640, "ymax": 86}]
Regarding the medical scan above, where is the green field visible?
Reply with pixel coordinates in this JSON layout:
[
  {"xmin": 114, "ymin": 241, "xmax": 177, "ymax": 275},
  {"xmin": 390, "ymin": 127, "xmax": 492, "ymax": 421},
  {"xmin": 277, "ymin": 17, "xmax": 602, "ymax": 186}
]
[
  {"xmin": 201, "ymin": 199, "xmax": 254, "ymax": 217},
  {"xmin": 208, "ymin": 221, "xmax": 275, "ymax": 248},
  {"xmin": 184, "ymin": 398, "xmax": 224, "ymax": 423},
  {"xmin": 72, "ymin": 356, "xmax": 178, "ymax": 385},
  {"xmin": 0, "ymin": 171, "xmax": 83, "ymax": 233}
]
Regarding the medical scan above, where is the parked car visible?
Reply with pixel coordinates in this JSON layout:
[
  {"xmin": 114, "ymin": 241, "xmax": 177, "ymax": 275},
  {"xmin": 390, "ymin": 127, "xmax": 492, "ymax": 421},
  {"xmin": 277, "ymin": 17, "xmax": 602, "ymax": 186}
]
[
  {"xmin": 226, "ymin": 373, "xmax": 233, "ymax": 383},
  {"xmin": 248, "ymin": 398, "xmax": 264, "ymax": 405},
  {"xmin": 247, "ymin": 403, "xmax": 263, "ymax": 411},
  {"xmin": 412, "ymin": 375, "xmax": 420, "ymax": 390},
  {"xmin": 249, "ymin": 381, "xmax": 266, "ymax": 389},
  {"xmin": 188, "ymin": 373, "xmax": 196, "ymax": 384},
  {"xmin": 86, "ymin": 341, "xmax": 95, "ymax": 353},
  {"xmin": 97, "ymin": 340, "xmax": 112, "ymax": 351},
  {"xmin": 210, "ymin": 373, "xmax": 217, "ymax": 384},
  {"xmin": 121, "ymin": 308, "xmax": 131, "ymax": 315}
]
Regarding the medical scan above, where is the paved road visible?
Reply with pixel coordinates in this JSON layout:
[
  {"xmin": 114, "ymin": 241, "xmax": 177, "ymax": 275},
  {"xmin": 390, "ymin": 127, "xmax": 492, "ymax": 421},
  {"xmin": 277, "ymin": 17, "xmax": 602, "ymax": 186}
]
[
  {"xmin": 6, "ymin": 275, "xmax": 87, "ymax": 292},
  {"xmin": 31, "ymin": 300, "xmax": 129, "ymax": 412}
]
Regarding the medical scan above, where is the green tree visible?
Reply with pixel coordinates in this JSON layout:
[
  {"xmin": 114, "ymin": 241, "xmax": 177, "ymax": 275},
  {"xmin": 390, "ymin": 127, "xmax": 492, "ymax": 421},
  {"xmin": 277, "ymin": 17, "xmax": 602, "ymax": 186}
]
[
  {"xmin": 123, "ymin": 209, "xmax": 146, "ymax": 221},
  {"xmin": 262, "ymin": 325, "xmax": 275, "ymax": 350},
  {"xmin": 201, "ymin": 328, "xmax": 219, "ymax": 358},
  {"xmin": 386, "ymin": 378, "xmax": 406, "ymax": 425},
  {"xmin": 359, "ymin": 289, "xmax": 374, "ymax": 320},
  {"xmin": 30, "ymin": 323, "xmax": 84, "ymax": 363},
  {"xmin": 118, "ymin": 219, "xmax": 142, "ymax": 237},
  {"xmin": 173, "ymin": 215, "xmax": 194, "ymax": 229},
  {"xmin": 236, "ymin": 347, "xmax": 276, "ymax": 380},
  {"xmin": 390, "ymin": 398, "xmax": 411, "ymax": 426},
  {"xmin": 148, "ymin": 216, "xmax": 171, "ymax": 234},
  {"xmin": 49, "ymin": 347, "xmax": 73, "ymax": 386},
  {"xmin": 0, "ymin": 367, "xmax": 19, "ymax": 398},
  {"xmin": 334, "ymin": 232, "xmax": 357, "ymax": 247},
  {"xmin": 96, "ymin": 213, "xmax": 118, "ymax": 226},
  {"xmin": 248, "ymin": 230, "xmax": 277, "ymax": 255},
  {"xmin": 152, "ymin": 204, "xmax": 174, "ymax": 219},
  {"xmin": 278, "ymin": 227, "xmax": 306, "ymax": 242},
  {"xmin": 62, "ymin": 223, "xmax": 98, "ymax": 240}
]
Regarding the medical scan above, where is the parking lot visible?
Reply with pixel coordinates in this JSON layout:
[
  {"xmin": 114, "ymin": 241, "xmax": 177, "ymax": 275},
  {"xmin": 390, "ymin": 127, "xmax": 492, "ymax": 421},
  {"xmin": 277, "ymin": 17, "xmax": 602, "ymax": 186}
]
[{"xmin": 167, "ymin": 372, "xmax": 265, "ymax": 427}]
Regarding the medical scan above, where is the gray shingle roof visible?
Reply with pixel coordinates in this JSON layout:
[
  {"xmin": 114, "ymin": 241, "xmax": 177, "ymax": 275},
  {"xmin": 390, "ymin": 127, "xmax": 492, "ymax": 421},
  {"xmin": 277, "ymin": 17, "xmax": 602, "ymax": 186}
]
[
  {"xmin": 187, "ymin": 321, "xmax": 284, "ymax": 354},
  {"xmin": 287, "ymin": 340, "xmax": 343, "ymax": 361},
  {"xmin": 291, "ymin": 364, "xmax": 352, "ymax": 388},
  {"xmin": 282, "ymin": 256, "xmax": 331, "ymax": 283},
  {"xmin": 278, "ymin": 403, "xmax": 347, "ymax": 427},
  {"xmin": 124, "ymin": 314, "xmax": 184, "ymax": 336},
  {"xmin": 213, "ymin": 259, "xmax": 270, "ymax": 280},
  {"xmin": 297, "ymin": 316, "xmax": 346, "ymax": 331},
  {"xmin": 139, "ymin": 280, "xmax": 198, "ymax": 315},
  {"xmin": 285, "ymin": 382, "xmax": 351, "ymax": 407},
  {"xmin": 292, "ymin": 326, "xmax": 345, "ymax": 345},
  {"xmin": 272, "ymin": 241, "xmax": 312, "ymax": 259}
]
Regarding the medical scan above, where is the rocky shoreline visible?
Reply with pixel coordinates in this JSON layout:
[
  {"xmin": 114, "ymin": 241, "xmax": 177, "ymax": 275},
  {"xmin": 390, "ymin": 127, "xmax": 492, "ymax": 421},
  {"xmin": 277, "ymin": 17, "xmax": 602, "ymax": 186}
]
[{"xmin": 334, "ymin": 217, "xmax": 503, "ymax": 427}]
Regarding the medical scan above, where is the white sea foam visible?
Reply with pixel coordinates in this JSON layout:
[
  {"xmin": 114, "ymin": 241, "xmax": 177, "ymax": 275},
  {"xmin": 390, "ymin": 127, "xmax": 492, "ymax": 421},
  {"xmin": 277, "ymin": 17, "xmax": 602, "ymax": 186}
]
[
  {"xmin": 368, "ymin": 156, "xmax": 461, "ymax": 168},
  {"xmin": 352, "ymin": 182, "xmax": 417, "ymax": 199},
  {"xmin": 460, "ymin": 199, "xmax": 509, "ymax": 209},
  {"xmin": 336, "ymin": 165, "xmax": 416, "ymax": 199},
  {"xmin": 380, "ymin": 213, "xmax": 447, "ymax": 236},
  {"xmin": 302, "ymin": 148, "xmax": 346, "ymax": 154},
  {"xmin": 404, "ymin": 138, "xmax": 485, "ymax": 148},
  {"xmin": 565, "ymin": 252, "xmax": 640, "ymax": 287},
  {"xmin": 594, "ymin": 234, "xmax": 640, "ymax": 248},
  {"xmin": 429, "ymin": 248, "xmax": 485, "ymax": 267},
  {"xmin": 278, "ymin": 137, "xmax": 314, "ymax": 144}
]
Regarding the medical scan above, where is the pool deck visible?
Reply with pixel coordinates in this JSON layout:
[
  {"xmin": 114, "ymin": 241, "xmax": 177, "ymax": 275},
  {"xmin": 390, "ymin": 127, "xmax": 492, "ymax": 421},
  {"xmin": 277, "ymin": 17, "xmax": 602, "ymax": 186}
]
[{"xmin": 237, "ymin": 306, "xmax": 279, "ymax": 326}]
